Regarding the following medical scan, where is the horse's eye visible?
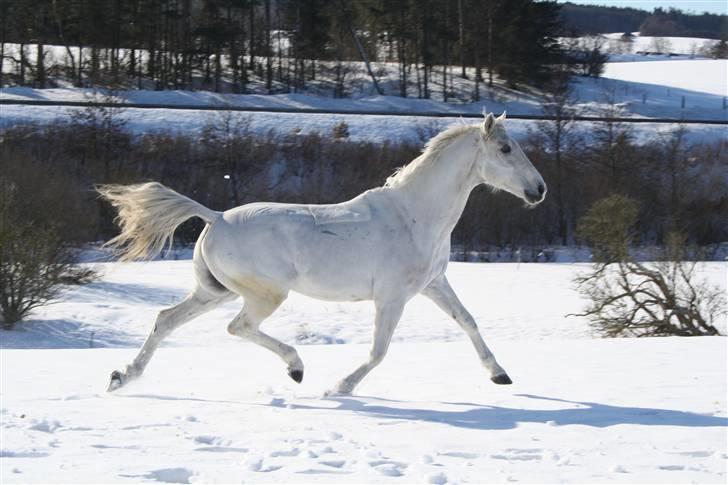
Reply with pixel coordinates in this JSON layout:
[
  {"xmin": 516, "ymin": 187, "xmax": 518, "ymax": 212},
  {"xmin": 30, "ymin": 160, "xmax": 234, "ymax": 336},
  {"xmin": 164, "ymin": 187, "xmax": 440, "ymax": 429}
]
[{"xmin": 500, "ymin": 144, "xmax": 511, "ymax": 154}]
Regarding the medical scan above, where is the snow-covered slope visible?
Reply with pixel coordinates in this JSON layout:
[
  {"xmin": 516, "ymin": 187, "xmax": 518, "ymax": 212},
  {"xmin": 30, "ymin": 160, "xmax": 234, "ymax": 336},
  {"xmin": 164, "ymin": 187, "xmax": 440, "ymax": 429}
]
[{"xmin": 602, "ymin": 59, "xmax": 727, "ymax": 98}]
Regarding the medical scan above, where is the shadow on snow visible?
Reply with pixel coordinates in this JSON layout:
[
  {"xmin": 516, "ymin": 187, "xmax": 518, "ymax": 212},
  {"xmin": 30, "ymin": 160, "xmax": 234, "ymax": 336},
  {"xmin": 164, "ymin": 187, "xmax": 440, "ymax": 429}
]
[{"xmin": 275, "ymin": 393, "xmax": 728, "ymax": 431}]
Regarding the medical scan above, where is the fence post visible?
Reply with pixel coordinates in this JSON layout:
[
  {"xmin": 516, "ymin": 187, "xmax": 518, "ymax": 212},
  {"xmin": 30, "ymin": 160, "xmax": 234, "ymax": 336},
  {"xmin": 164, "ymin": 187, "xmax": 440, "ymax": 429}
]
[
  {"xmin": 642, "ymin": 93, "xmax": 647, "ymax": 104},
  {"xmin": 681, "ymin": 96, "xmax": 686, "ymax": 109}
]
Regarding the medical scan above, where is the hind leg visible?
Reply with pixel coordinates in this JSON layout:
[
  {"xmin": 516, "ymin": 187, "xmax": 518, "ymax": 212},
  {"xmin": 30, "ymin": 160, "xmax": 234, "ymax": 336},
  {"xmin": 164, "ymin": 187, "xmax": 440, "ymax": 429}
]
[
  {"xmin": 226, "ymin": 290, "xmax": 304, "ymax": 383},
  {"xmin": 108, "ymin": 286, "xmax": 236, "ymax": 391}
]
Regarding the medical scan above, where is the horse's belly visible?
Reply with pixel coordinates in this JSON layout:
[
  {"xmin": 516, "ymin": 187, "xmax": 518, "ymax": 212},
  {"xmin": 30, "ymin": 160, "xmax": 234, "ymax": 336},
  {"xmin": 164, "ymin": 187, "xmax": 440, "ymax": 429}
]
[
  {"xmin": 290, "ymin": 266, "xmax": 374, "ymax": 301},
  {"xmin": 289, "ymin": 239, "xmax": 378, "ymax": 301}
]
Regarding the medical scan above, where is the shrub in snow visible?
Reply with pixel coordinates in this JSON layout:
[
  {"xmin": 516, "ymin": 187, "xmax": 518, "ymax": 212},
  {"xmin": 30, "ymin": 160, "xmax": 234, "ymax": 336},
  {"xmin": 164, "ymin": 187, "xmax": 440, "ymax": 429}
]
[
  {"xmin": 331, "ymin": 121, "xmax": 350, "ymax": 140},
  {"xmin": 571, "ymin": 195, "xmax": 725, "ymax": 337},
  {"xmin": 0, "ymin": 176, "xmax": 96, "ymax": 329}
]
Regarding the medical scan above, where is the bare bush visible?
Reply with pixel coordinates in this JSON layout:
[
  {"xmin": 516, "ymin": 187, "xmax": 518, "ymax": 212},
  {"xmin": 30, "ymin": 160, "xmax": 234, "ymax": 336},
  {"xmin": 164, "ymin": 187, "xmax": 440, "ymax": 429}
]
[
  {"xmin": 1, "ymin": 119, "xmax": 726, "ymax": 255},
  {"xmin": 0, "ymin": 179, "xmax": 95, "ymax": 329},
  {"xmin": 331, "ymin": 121, "xmax": 350, "ymax": 140},
  {"xmin": 572, "ymin": 195, "xmax": 725, "ymax": 337}
]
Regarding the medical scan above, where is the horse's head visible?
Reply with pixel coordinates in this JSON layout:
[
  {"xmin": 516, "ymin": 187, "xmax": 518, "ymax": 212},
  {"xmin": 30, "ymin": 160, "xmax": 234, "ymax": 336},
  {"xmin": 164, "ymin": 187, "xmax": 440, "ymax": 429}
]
[{"xmin": 477, "ymin": 112, "xmax": 546, "ymax": 206}]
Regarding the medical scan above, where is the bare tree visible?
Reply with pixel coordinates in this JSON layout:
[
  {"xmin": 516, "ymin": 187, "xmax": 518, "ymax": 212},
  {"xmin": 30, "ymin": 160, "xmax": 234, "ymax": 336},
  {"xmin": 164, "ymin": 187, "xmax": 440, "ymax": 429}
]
[
  {"xmin": 535, "ymin": 72, "xmax": 579, "ymax": 245},
  {"xmin": 572, "ymin": 195, "xmax": 725, "ymax": 337}
]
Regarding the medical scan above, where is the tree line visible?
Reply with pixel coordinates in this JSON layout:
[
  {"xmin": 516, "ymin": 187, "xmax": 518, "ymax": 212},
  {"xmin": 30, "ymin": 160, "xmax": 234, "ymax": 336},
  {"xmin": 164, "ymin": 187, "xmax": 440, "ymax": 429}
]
[
  {"xmin": 1, "ymin": 0, "xmax": 568, "ymax": 95},
  {"xmin": 560, "ymin": 3, "xmax": 728, "ymax": 39}
]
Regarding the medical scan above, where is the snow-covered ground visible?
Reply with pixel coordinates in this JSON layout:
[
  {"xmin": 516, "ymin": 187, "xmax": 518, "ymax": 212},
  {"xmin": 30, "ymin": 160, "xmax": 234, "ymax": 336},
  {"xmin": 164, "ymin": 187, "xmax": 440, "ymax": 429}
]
[
  {"xmin": 2, "ymin": 339, "xmax": 727, "ymax": 483},
  {"xmin": 2, "ymin": 261, "xmax": 725, "ymax": 349},
  {"xmin": 1, "ymin": 261, "xmax": 727, "ymax": 483},
  {"xmin": 1, "ymin": 92, "xmax": 725, "ymax": 147},
  {"xmin": 2, "ymin": 58, "xmax": 726, "ymax": 145},
  {"xmin": 602, "ymin": 59, "xmax": 727, "ymax": 98}
]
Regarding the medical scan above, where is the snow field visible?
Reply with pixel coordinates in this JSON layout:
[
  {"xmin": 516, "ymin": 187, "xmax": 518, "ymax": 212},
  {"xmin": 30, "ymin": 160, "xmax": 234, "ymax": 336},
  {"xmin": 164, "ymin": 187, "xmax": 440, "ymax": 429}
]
[
  {"xmin": 602, "ymin": 59, "xmax": 728, "ymax": 98},
  {"xmin": 2, "ymin": 261, "xmax": 725, "ymax": 350},
  {"xmin": 1, "ymin": 338, "xmax": 726, "ymax": 483},
  {"xmin": 1, "ymin": 260, "xmax": 727, "ymax": 483}
]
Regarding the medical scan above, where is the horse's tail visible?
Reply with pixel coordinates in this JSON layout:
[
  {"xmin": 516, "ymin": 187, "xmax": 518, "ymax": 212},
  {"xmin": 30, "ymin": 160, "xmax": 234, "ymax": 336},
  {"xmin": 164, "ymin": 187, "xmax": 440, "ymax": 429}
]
[{"xmin": 97, "ymin": 182, "xmax": 219, "ymax": 262}]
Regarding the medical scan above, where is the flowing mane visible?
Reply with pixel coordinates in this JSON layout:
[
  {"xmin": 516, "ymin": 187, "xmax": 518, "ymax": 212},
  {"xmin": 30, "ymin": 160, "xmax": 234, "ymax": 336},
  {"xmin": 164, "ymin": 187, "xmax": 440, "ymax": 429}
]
[{"xmin": 385, "ymin": 123, "xmax": 479, "ymax": 188}]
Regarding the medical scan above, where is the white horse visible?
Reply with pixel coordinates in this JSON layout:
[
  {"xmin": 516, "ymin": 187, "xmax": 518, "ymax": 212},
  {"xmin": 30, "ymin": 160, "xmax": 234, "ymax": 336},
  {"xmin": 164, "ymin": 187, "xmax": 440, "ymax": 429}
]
[{"xmin": 99, "ymin": 112, "xmax": 546, "ymax": 395}]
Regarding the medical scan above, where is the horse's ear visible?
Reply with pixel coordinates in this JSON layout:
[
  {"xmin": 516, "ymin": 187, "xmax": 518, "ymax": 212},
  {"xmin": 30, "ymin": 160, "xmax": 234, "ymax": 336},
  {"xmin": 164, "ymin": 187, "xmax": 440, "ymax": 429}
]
[
  {"xmin": 483, "ymin": 113, "xmax": 496, "ymax": 135},
  {"xmin": 497, "ymin": 111, "xmax": 507, "ymax": 122}
]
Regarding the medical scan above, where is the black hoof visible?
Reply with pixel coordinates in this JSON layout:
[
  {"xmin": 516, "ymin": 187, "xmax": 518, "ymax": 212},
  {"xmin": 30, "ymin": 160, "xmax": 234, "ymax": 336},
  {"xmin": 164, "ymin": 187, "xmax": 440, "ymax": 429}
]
[
  {"xmin": 288, "ymin": 369, "xmax": 304, "ymax": 383},
  {"xmin": 491, "ymin": 373, "xmax": 513, "ymax": 385},
  {"xmin": 108, "ymin": 370, "xmax": 123, "ymax": 391}
]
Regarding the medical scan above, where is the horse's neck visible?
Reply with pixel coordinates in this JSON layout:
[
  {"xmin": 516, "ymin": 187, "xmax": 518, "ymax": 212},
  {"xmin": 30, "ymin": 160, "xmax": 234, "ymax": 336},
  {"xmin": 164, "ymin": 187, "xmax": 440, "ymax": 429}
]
[{"xmin": 395, "ymin": 133, "xmax": 481, "ymax": 242}]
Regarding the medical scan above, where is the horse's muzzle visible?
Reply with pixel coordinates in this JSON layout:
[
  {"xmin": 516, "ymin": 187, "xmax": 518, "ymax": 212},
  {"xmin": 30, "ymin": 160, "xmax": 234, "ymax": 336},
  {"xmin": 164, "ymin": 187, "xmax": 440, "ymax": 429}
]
[{"xmin": 524, "ymin": 183, "xmax": 546, "ymax": 205}]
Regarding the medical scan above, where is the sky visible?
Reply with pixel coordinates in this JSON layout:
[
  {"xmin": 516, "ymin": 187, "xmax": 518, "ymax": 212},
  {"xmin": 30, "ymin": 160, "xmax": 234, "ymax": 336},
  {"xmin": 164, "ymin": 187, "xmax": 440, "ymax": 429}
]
[{"xmin": 555, "ymin": 1, "xmax": 727, "ymax": 15}]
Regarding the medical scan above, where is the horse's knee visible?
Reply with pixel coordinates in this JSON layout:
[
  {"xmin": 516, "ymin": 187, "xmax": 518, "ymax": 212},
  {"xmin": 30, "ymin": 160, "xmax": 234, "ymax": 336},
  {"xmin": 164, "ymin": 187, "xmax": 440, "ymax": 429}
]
[{"xmin": 152, "ymin": 313, "xmax": 176, "ymax": 336}]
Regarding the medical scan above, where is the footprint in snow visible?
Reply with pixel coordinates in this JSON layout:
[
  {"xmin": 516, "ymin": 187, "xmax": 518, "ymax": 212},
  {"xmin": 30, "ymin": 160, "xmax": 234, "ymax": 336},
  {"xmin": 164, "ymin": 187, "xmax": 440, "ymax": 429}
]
[
  {"xmin": 247, "ymin": 457, "xmax": 282, "ymax": 473},
  {"xmin": 29, "ymin": 419, "xmax": 62, "ymax": 433},
  {"xmin": 369, "ymin": 460, "xmax": 408, "ymax": 477},
  {"xmin": 195, "ymin": 446, "xmax": 248, "ymax": 453},
  {"xmin": 439, "ymin": 451, "xmax": 479, "ymax": 459},
  {"xmin": 491, "ymin": 448, "xmax": 543, "ymax": 461},
  {"xmin": 270, "ymin": 448, "xmax": 300, "ymax": 457},
  {"xmin": 192, "ymin": 435, "xmax": 221, "ymax": 445},
  {"xmin": 675, "ymin": 450, "xmax": 713, "ymax": 458},
  {"xmin": 144, "ymin": 467, "xmax": 194, "ymax": 484},
  {"xmin": 319, "ymin": 459, "xmax": 346, "ymax": 468},
  {"xmin": 426, "ymin": 471, "xmax": 448, "ymax": 484},
  {"xmin": 0, "ymin": 450, "xmax": 50, "ymax": 458}
]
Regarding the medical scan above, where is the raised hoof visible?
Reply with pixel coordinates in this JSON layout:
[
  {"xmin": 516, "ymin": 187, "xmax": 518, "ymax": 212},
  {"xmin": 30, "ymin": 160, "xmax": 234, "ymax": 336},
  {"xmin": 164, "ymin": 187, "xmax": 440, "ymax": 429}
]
[
  {"xmin": 491, "ymin": 373, "xmax": 513, "ymax": 385},
  {"xmin": 108, "ymin": 370, "xmax": 124, "ymax": 392},
  {"xmin": 288, "ymin": 369, "xmax": 304, "ymax": 384}
]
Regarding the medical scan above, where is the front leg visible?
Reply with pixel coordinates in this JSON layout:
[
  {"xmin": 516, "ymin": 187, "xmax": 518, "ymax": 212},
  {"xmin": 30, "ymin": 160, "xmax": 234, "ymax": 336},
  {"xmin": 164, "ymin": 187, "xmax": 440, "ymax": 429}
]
[
  {"xmin": 328, "ymin": 299, "xmax": 405, "ymax": 396},
  {"xmin": 422, "ymin": 275, "xmax": 512, "ymax": 384}
]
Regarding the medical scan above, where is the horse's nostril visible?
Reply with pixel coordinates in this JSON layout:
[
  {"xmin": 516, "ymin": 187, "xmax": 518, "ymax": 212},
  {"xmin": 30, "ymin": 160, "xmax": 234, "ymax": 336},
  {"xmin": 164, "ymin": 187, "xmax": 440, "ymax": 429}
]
[{"xmin": 537, "ymin": 183, "xmax": 545, "ymax": 196}]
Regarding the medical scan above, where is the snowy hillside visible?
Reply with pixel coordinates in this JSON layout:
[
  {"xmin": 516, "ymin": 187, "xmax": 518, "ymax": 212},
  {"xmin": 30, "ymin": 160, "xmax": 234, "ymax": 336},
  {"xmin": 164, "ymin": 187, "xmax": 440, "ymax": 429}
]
[
  {"xmin": 1, "ymin": 261, "xmax": 727, "ymax": 483},
  {"xmin": 1, "ymin": 73, "xmax": 726, "ymax": 146},
  {"xmin": 602, "ymin": 59, "xmax": 727, "ymax": 98}
]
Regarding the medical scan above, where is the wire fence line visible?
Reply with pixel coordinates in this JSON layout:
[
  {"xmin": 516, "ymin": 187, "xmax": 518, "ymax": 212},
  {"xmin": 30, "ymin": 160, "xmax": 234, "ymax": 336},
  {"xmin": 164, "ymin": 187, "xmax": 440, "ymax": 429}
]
[{"xmin": 1, "ymin": 99, "xmax": 727, "ymax": 125}]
